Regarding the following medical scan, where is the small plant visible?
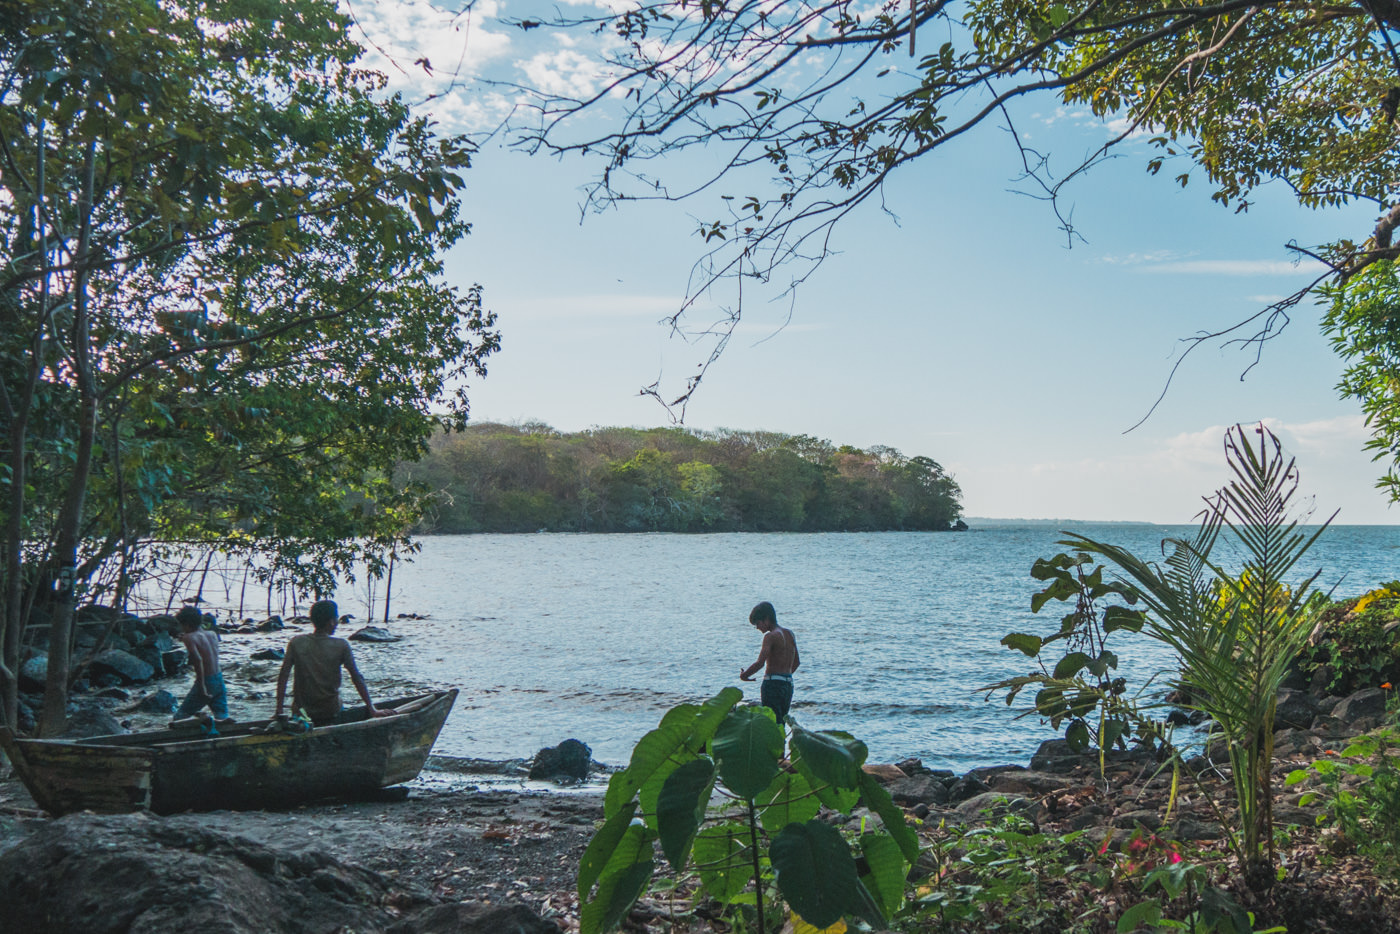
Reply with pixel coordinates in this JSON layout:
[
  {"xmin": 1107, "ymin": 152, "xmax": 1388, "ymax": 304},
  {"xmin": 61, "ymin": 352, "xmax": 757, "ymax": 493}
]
[
  {"xmin": 1287, "ymin": 728, "xmax": 1400, "ymax": 880},
  {"xmin": 577, "ymin": 687, "xmax": 919, "ymax": 934},
  {"xmin": 988, "ymin": 550, "xmax": 1164, "ymax": 756},
  {"xmin": 1296, "ymin": 585, "xmax": 1400, "ymax": 695}
]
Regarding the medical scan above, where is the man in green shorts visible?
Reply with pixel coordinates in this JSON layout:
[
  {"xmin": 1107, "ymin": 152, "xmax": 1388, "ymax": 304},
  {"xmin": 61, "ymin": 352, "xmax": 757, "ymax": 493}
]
[
  {"xmin": 274, "ymin": 599, "xmax": 391, "ymax": 725},
  {"xmin": 738, "ymin": 600, "xmax": 800, "ymax": 723}
]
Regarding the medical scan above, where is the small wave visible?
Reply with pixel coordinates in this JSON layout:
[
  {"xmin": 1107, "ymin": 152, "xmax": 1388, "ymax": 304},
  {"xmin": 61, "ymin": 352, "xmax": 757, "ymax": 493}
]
[{"xmin": 425, "ymin": 754, "xmax": 530, "ymax": 775}]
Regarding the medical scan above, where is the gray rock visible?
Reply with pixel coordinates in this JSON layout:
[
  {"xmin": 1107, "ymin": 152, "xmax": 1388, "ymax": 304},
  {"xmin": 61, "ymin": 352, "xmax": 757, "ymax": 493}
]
[
  {"xmin": 95, "ymin": 687, "xmax": 131, "ymax": 701},
  {"xmin": 349, "ymin": 626, "xmax": 402, "ymax": 643},
  {"xmin": 141, "ymin": 631, "xmax": 175, "ymax": 653},
  {"xmin": 148, "ymin": 614, "xmax": 178, "ymax": 635},
  {"xmin": 76, "ymin": 604, "xmax": 122, "ymax": 623},
  {"xmin": 60, "ymin": 706, "xmax": 125, "ymax": 738},
  {"xmin": 251, "ymin": 648, "xmax": 286, "ymax": 661},
  {"xmin": 1274, "ymin": 688, "xmax": 1321, "ymax": 730},
  {"xmin": 134, "ymin": 690, "xmax": 179, "ymax": 715},
  {"xmin": 129, "ymin": 644, "xmax": 166, "ymax": 678},
  {"xmin": 946, "ymin": 775, "xmax": 991, "ymax": 803},
  {"xmin": 887, "ymin": 773, "xmax": 950, "ymax": 807},
  {"xmin": 256, "ymin": 615, "xmax": 285, "ymax": 632},
  {"xmin": 162, "ymin": 649, "xmax": 188, "ymax": 673},
  {"xmin": 953, "ymin": 792, "xmax": 1039, "ymax": 824},
  {"xmin": 987, "ymin": 770, "xmax": 1076, "ymax": 796},
  {"xmin": 1029, "ymin": 738, "xmax": 1085, "ymax": 772},
  {"xmin": 529, "ymin": 738, "xmax": 592, "ymax": 783},
  {"xmin": 19, "ymin": 653, "xmax": 46, "ymax": 692},
  {"xmin": 1333, "ymin": 687, "xmax": 1389, "ymax": 725},
  {"xmin": 89, "ymin": 648, "xmax": 155, "ymax": 684},
  {"xmin": 118, "ymin": 615, "xmax": 155, "ymax": 644},
  {"xmin": 1114, "ymin": 808, "xmax": 1161, "ymax": 829},
  {"xmin": 0, "ymin": 813, "xmax": 436, "ymax": 934}
]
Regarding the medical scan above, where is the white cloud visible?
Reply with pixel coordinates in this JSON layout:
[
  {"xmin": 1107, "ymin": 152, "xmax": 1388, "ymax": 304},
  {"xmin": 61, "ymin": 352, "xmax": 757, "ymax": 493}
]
[
  {"xmin": 1137, "ymin": 259, "xmax": 1328, "ymax": 276},
  {"xmin": 518, "ymin": 47, "xmax": 606, "ymax": 99}
]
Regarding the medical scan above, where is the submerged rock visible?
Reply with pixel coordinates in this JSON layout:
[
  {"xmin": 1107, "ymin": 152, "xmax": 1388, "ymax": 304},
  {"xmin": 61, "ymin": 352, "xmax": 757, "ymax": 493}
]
[
  {"xmin": 134, "ymin": 690, "xmax": 179, "ymax": 715},
  {"xmin": 350, "ymin": 626, "xmax": 403, "ymax": 643}
]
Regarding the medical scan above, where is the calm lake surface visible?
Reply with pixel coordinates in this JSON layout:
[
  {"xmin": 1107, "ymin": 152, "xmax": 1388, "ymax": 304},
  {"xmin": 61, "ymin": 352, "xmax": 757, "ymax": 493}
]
[{"xmin": 323, "ymin": 524, "xmax": 1400, "ymax": 772}]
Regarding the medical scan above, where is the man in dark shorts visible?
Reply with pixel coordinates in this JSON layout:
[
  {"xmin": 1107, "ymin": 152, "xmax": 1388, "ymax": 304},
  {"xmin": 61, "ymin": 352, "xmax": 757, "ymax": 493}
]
[
  {"xmin": 738, "ymin": 600, "xmax": 800, "ymax": 723},
  {"xmin": 274, "ymin": 599, "xmax": 391, "ymax": 725}
]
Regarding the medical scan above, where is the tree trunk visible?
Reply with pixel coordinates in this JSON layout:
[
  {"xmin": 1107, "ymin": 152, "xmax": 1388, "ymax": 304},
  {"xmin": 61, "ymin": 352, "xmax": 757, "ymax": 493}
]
[{"xmin": 37, "ymin": 141, "xmax": 98, "ymax": 738}]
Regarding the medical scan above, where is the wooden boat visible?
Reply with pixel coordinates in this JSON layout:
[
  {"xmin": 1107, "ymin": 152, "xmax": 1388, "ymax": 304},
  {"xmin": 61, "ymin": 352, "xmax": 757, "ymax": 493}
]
[{"xmin": 0, "ymin": 689, "xmax": 456, "ymax": 816}]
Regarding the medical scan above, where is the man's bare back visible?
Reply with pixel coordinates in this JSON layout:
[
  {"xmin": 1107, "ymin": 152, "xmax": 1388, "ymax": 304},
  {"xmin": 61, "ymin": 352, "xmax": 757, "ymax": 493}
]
[{"xmin": 180, "ymin": 628, "xmax": 220, "ymax": 680}]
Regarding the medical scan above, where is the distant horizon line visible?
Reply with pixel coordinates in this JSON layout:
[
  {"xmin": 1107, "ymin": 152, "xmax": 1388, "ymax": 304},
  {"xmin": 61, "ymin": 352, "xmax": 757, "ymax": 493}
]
[{"xmin": 965, "ymin": 516, "xmax": 1400, "ymax": 527}]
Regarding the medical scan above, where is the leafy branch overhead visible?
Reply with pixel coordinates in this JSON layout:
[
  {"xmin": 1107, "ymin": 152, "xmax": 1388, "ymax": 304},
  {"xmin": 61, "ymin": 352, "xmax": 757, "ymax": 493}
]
[{"xmin": 511, "ymin": 1, "xmax": 1400, "ymax": 470}]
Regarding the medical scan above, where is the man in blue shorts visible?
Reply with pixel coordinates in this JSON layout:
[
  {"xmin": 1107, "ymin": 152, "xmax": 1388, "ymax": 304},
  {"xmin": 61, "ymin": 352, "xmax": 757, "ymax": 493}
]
[{"xmin": 738, "ymin": 600, "xmax": 800, "ymax": 723}]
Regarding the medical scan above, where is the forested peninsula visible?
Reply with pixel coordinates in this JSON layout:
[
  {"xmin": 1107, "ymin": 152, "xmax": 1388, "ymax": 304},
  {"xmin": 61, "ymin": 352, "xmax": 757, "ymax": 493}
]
[{"xmin": 399, "ymin": 423, "xmax": 964, "ymax": 533}]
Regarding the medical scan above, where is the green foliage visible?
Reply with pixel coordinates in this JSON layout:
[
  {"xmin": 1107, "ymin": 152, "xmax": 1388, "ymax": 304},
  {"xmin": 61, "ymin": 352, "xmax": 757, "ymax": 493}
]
[
  {"xmin": 1287, "ymin": 728, "xmax": 1400, "ymax": 880},
  {"xmin": 578, "ymin": 688, "xmax": 915, "ymax": 934},
  {"xmin": 1295, "ymin": 583, "xmax": 1400, "ymax": 695},
  {"xmin": 402, "ymin": 423, "xmax": 963, "ymax": 533},
  {"xmin": 0, "ymin": 0, "xmax": 498, "ymax": 728},
  {"xmin": 985, "ymin": 551, "xmax": 1159, "ymax": 756},
  {"xmin": 1321, "ymin": 263, "xmax": 1400, "ymax": 504}
]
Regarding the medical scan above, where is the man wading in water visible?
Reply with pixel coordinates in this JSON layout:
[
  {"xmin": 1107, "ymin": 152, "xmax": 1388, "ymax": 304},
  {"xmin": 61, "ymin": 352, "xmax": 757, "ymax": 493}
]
[{"xmin": 739, "ymin": 601, "xmax": 800, "ymax": 723}]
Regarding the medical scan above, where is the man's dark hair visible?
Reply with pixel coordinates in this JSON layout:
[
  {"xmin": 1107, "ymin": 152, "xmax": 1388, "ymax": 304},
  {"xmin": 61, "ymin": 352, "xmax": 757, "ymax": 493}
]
[
  {"xmin": 749, "ymin": 601, "xmax": 776, "ymax": 625},
  {"xmin": 176, "ymin": 606, "xmax": 203, "ymax": 632},
  {"xmin": 310, "ymin": 599, "xmax": 339, "ymax": 632}
]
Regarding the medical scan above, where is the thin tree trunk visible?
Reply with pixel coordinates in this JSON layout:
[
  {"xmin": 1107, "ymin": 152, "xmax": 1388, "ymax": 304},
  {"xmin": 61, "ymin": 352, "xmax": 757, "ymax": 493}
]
[
  {"xmin": 383, "ymin": 550, "xmax": 395, "ymax": 625},
  {"xmin": 38, "ymin": 141, "xmax": 98, "ymax": 738}
]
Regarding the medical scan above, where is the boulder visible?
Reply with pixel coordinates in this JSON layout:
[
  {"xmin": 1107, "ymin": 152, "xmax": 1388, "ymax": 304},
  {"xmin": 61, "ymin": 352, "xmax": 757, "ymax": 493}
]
[
  {"xmin": 142, "ymin": 631, "xmax": 175, "ymax": 653},
  {"xmin": 861, "ymin": 763, "xmax": 907, "ymax": 782},
  {"xmin": 256, "ymin": 615, "xmax": 285, "ymax": 632},
  {"xmin": 1029, "ymin": 739, "xmax": 1084, "ymax": 772},
  {"xmin": 1274, "ymin": 688, "xmax": 1320, "ymax": 730},
  {"xmin": 986, "ymin": 770, "xmax": 1076, "ymax": 796},
  {"xmin": 95, "ymin": 687, "xmax": 132, "ymax": 701},
  {"xmin": 350, "ymin": 626, "xmax": 403, "ymax": 643},
  {"xmin": 118, "ymin": 615, "xmax": 155, "ymax": 645},
  {"xmin": 251, "ymin": 648, "xmax": 286, "ymax": 661},
  {"xmin": 1333, "ymin": 687, "xmax": 1389, "ymax": 725},
  {"xmin": 946, "ymin": 775, "xmax": 991, "ymax": 803},
  {"xmin": 19, "ymin": 653, "xmax": 46, "ymax": 692},
  {"xmin": 60, "ymin": 705, "xmax": 125, "ymax": 738},
  {"xmin": 529, "ymin": 739, "xmax": 592, "ymax": 783},
  {"xmin": 0, "ymin": 813, "xmax": 443, "ymax": 934},
  {"xmin": 887, "ymin": 773, "xmax": 950, "ymax": 807},
  {"xmin": 953, "ymin": 792, "xmax": 1039, "ymax": 824},
  {"xmin": 162, "ymin": 649, "xmax": 189, "ymax": 673},
  {"xmin": 129, "ymin": 644, "xmax": 166, "ymax": 678},
  {"xmin": 88, "ymin": 648, "xmax": 155, "ymax": 684},
  {"xmin": 147, "ymin": 614, "xmax": 178, "ymax": 636},
  {"xmin": 76, "ymin": 603, "xmax": 122, "ymax": 624},
  {"xmin": 134, "ymin": 690, "xmax": 180, "ymax": 715}
]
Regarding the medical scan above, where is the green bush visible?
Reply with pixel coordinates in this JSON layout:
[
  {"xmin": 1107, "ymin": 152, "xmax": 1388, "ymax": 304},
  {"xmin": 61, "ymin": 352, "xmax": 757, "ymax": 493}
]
[
  {"xmin": 1295, "ymin": 584, "xmax": 1400, "ymax": 695},
  {"xmin": 1288, "ymin": 728, "xmax": 1400, "ymax": 880}
]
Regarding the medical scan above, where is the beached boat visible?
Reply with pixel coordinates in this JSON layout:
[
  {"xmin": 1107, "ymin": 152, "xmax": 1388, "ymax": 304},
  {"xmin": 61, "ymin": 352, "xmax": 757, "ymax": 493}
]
[{"xmin": 0, "ymin": 689, "xmax": 457, "ymax": 816}]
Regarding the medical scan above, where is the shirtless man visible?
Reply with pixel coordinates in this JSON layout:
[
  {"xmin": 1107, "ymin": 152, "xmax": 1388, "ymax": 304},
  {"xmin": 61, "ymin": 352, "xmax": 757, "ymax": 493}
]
[
  {"xmin": 274, "ymin": 599, "xmax": 391, "ymax": 725},
  {"xmin": 739, "ymin": 600, "xmax": 800, "ymax": 724},
  {"xmin": 174, "ymin": 605, "xmax": 229, "ymax": 722}
]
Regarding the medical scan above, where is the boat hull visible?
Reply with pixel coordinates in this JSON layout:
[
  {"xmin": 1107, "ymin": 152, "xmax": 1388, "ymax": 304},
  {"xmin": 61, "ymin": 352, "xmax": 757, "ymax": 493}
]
[{"xmin": 0, "ymin": 690, "xmax": 456, "ymax": 816}]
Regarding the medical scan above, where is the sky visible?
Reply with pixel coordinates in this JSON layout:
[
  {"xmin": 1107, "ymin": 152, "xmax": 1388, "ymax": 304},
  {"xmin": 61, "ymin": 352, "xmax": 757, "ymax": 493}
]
[{"xmin": 345, "ymin": 0, "xmax": 1400, "ymax": 525}]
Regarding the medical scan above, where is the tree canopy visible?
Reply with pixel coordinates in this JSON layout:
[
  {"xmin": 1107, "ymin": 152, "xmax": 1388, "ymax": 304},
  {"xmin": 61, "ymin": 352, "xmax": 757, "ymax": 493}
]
[
  {"xmin": 402, "ymin": 423, "xmax": 963, "ymax": 533},
  {"xmin": 0, "ymin": 0, "xmax": 497, "ymax": 732},
  {"xmin": 512, "ymin": 0, "xmax": 1400, "ymax": 479}
]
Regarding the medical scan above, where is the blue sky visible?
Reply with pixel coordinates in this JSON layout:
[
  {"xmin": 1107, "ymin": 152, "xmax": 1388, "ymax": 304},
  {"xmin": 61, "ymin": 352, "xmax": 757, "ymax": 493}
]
[{"xmin": 349, "ymin": 0, "xmax": 1399, "ymax": 524}]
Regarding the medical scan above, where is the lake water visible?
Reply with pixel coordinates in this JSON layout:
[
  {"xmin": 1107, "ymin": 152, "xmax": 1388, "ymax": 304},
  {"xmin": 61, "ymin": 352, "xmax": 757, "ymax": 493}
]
[{"xmin": 295, "ymin": 523, "xmax": 1400, "ymax": 773}]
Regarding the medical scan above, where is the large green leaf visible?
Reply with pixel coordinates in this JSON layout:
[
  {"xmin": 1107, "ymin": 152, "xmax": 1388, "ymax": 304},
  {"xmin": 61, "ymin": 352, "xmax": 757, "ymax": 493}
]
[
  {"xmin": 770, "ymin": 821, "xmax": 885, "ymax": 930},
  {"xmin": 792, "ymin": 745, "xmax": 860, "ymax": 813},
  {"xmin": 759, "ymin": 768, "xmax": 820, "ymax": 834},
  {"xmin": 858, "ymin": 832, "xmax": 907, "ymax": 919},
  {"xmin": 606, "ymin": 703, "xmax": 701, "ymax": 817},
  {"xmin": 692, "ymin": 822, "xmax": 754, "ymax": 902},
  {"xmin": 712, "ymin": 707, "xmax": 784, "ymax": 800},
  {"xmin": 791, "ymin": 728, "xmax": 865, "ymax": 797},
  {"xmin": 657, "ymin": 757, "xmax": 717, "ymax": 870},
  {"xmin": 578, "ymin": 800, "xmax": 638, "ymax": 900},
  {"xmin": 1001, "ymin": 632, "xmax": 1042, "ymax": 657},
  {"xmin": 690, "ymin": 686, "xmax": 743, "ymax": 748},
  {"xmin": 580, "ymin": 856, "xmax": 654, "ymax": 934},
  {"xmin": 856, "ymin": 771, "xmax": 919, "ymax": 864}
]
